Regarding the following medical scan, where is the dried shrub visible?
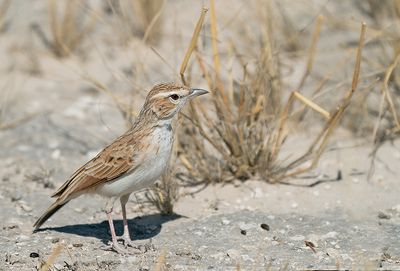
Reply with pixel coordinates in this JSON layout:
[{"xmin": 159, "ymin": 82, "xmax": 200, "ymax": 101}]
[
  {"xmin": 177, "ymin": 2, "xmax": 366, "ymax": 184},
  {"xmin": 31, "ymin": 0, "xmax": 98, "ymax": 58},
  {"xmin": 353, "ymin": 0, "xmax": 400, "ymax": 176},
  {"xmin": 145, "ymin": 169, "xmax": 178, "ymax": 215},
  {"xmin": 132, "ymin": 0, "xmax": 164, "ymax": 44},
  {"xmin": 106, "ymin": 0, "xmax": 164, "ymax": 45}
]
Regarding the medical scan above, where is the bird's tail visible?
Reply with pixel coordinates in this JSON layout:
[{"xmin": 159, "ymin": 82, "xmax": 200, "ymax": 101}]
[{"xmin": 33, "ymin": 200, "xmax": 68, "ymax": 230}]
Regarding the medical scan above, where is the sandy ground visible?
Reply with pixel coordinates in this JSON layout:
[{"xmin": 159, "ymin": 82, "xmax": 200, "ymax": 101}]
[
  {"xmin": 2, "ymin": 127, "xmax": 400, "ymax": 270},
  {"xmin": 1, "ymin": 0, "xmax": 400, "ymax": 270}
]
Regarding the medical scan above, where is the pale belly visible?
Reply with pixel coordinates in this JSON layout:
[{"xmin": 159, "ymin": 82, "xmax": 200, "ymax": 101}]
[{"xmin": 96, "ymin": 126, "xmax": 173, "ymax": 198}]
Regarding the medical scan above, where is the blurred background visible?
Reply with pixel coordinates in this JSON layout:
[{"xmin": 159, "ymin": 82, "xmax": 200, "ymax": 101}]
[{"xmin": 1, "ymin": 0, "xmax": 400, "ymax": 270}]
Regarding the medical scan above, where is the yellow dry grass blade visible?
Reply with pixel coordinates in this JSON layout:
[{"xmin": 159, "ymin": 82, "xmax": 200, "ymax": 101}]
[
  {"xmin": 381, "ymin": 51, "xmax": 400, "ymax": 128},
  {"xmin": 40, "ymin": 243, "xmax": 64, "ymax": 271},
  {"xmin": 154, "ymin": 250, "xmax": 167, "ymax": 271},
  {"xmin": 180, "ymin": 6, "xmax": 208, "ymax": 85},
  {"xmin": 283, "ymin": 22, "xmax": 367, "ymax": 179},
  {"xmin": 210, "ymin": 0, "xmax": 220, "ymax": 75},
  {"xmin": 372, "ymin": 50, "xmax": 400, "ymax": 144},
  {"xmin": 142, "ymin": 0, "xmax": 166, "ymax": 44},
  {"xmin": 293, "ymin": 91, "xmax": 330, "ymax": 119},
  {"xmin": 210, "ymin": 0, "xmax": 231, "ymax": 114},
  {"xmin": 298, "ymin": 15, "xmax": 323, "ymax": 90},
  {"xmin": 0, "ymin": 112, "xmax": 42, "ymax": 131},
  {"xmin": 45, "ymin": 0, "xmax": 98, "ymax": 57}
]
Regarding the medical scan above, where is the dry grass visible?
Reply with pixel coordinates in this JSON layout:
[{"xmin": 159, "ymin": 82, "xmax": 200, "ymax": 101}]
[
  {"xmin": 81, "ymin": 73, "xmax": 138, "ymax": 128},
  {"xmin": 106, "ymin": 0, "xmax": 165, "ymax": 45},
  {"xmin": 133, "ymin": 0, "xmax": 165, "ymax": 45},
  {"xmin": 38, "ymin": 242, "xmax": 64, "ymax": 271},
  {"xmin": 0, "ymin": 0, "xmax": 10, "ymax": 33},
  {"xmin": 145, "ymin": 168, "xmax": 178, "ymax": 215},
  {"xmin": 31, "ymin": 0, "xmax": 97, "ymax": 58},
  {"xmin": 0, "ymin": 77, "xmax": 42, "ymax": 131},
  {"xmin": 176, "ymin": 1, "xmax": 366, "ymax": 184},
  {"xmin": 154, "ymin": 250, "xmax": 167, "ymax": 271},
  {"xmin": 349, "ymin": 1, "xmax": 400, "ymax": 177}
]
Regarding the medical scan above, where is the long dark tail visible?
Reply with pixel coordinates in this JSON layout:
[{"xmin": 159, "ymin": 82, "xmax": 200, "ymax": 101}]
[{"xmin": 33, "ymin": 200, "xmax": 69, "ymax": 230}]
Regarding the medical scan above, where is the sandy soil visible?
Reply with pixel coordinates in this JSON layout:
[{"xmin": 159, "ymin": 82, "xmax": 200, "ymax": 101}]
[{"xmin": 1, "ymin": 0, "xmax": 400, "ymax": 270}]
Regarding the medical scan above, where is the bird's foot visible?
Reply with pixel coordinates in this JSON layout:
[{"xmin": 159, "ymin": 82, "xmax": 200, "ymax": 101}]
[
  {"xmin": 116, "ymin": 235, "xmax": 154, "ymax": 253},
  {"xmin": 116, "ymin": 234, "xmax": 136, "ymax": 249},
  {"xmin": 100, "ymin": 241, "xmax": 132, "ymax": 255},
  {"xmin": 101, "ymin": 235, "xmax": 155, "ymax": 254},
  {"xmin": 100, "ymin": 241, "xmax": 137, "ymax": 255}
]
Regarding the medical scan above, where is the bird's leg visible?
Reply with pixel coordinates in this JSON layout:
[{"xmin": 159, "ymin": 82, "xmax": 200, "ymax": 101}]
[
  {"xmin": 100, "ymin": 198, "xmax": 130, "ymax": 254},
  {"xmin": 116, "ymin": 194, "xmax": 136, "ymax": 248}
]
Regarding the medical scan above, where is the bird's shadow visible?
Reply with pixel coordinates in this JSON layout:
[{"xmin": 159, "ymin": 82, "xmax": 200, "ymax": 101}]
[{"xmin": 35, "ymin": 213, "xmax": 183, "ymax": 245}]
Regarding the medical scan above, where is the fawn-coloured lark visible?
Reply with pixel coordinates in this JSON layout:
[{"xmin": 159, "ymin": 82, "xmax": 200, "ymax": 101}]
[{"xmin": 33, "ymin": 83, "xmax": 209, "ymax": 254}]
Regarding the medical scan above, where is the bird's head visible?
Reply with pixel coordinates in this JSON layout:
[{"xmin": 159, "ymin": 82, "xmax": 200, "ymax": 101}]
[{"xmin": 141, "ymin": 83, "xmax": 209, "ymax": 120}]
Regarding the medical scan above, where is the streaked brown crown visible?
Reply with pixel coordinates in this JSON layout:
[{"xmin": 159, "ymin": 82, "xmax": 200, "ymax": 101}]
[{"xmin": 139, "ymin": 83, "xmax": 191, "ymax": 120}]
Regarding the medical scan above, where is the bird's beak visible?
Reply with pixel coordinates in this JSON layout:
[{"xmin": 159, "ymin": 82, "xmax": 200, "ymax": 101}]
[{"xmin": 189, "ymin": 88, "xmax": 209, "ymax": 98}]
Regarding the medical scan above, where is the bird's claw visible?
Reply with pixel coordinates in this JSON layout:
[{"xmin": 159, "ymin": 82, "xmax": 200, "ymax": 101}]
[
  {"xmin": 116, "ymin": 234, "xmax": 137, "ymax": 249},
  {"xmin": 100, "ymin": 241, "xmax": 132, "ymax": 255},
  {"xmin": 101, "ymin": 236, "xmax": 149, "ymax": 255}
]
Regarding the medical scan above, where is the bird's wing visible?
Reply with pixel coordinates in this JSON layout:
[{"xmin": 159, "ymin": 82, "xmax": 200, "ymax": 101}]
[{"xmin": 52, "ymin": 134, "xmax": 138, "ymax": 201}]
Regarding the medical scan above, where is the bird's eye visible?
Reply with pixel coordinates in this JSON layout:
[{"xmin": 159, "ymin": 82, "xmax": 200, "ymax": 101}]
[{"xmin": 170, "ymin": 94, "xmax": 180, "ymax": 101}]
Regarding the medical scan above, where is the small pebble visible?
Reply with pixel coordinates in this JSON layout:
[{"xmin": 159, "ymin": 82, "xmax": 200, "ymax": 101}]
[
  {"xmin": 221, "ymin": 219, "xmax": 230, "ymax": 225},
  {"xmin": 240, "ymin": 229, "xmax": 247, "ymax": 235},
  {"xmin": 378, "ymin": 211, "xmax": 391, "ymax": 219},
  {"xmin": 260, "ymin": 223, "xmax": 270, "ymax": 231},
  {"xmin": 29, "ymin": 252, "xmax": 39, "ymax": 258}
]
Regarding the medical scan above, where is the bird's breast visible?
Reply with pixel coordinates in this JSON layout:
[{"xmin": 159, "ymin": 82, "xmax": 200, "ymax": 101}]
[{"xmin": 96, "ymin": 124, "xmax": 173, "ymax": 197}]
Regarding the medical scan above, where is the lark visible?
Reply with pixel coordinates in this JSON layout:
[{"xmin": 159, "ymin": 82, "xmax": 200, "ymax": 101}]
[{"xmin": 33, "ymin": 83, "xmax": 208, "ymax": 254}]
